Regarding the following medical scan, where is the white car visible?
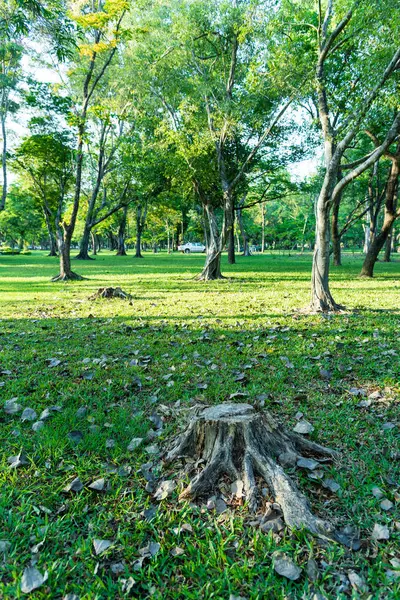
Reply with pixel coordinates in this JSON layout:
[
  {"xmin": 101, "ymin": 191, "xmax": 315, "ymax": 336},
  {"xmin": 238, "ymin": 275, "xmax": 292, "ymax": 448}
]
[{"xmin": 178, "ymin": 242, "xmax": 206, "ymax": 253}]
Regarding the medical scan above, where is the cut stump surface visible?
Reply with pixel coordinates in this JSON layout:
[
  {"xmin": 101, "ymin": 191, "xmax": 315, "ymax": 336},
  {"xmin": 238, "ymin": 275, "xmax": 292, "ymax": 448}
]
[{"xmin": 166, "ymin": 402, "xmax": 338, "ymax": 538}]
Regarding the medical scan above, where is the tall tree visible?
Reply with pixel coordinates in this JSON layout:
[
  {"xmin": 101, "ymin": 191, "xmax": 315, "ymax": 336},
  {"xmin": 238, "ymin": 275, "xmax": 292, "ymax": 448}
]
[
  {"xmin": 286, "ymin": 0, "xmax": 400, "ymax": 310},
  {"xmin": 52, "ymin": 0, "xmax": 127, "ymax": 280}
]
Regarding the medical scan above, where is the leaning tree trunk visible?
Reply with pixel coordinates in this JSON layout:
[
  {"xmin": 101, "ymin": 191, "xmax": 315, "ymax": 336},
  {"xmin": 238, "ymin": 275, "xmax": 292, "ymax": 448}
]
[
  {"xmin": 116, "ymin": 205, "xmax": 128, "ymax": 256},
  {"xmin": 75, "ymin": 226, "xmax": 94, "ymax": 260},
  {"xmin": 361, "ymin": 159, "xmax": 399, "ymax": 277},
  {"xmin": 166, "ymin": 403, "xmax": 337, "ymax": 538},
  {"xmin": 311, "ymin": 196, "xmax": 342, "ymax": 311},
  {"xmin": 360, "ymin": 216, "xmax": 396, "ymax": 277},
  {"xmin": 198, "ymin": 204, "xmax": 224, "ymax": 281}
]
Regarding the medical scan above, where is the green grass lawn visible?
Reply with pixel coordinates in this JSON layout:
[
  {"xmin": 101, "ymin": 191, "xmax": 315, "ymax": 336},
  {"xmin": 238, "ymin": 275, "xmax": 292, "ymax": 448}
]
[{"xmin": 0, "ymin": 250, "xmax": 399, "ymax": 599}]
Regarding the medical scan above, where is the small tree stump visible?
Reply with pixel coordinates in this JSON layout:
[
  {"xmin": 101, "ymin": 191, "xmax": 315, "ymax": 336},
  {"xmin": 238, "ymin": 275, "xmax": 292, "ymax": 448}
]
[
  {"xmin": 166, "ymin": 402, "xmax": 337, "ymax": 537},
  {"xmin": 89, "ymin": 287, "xmax": 133, "ymax": 300}
]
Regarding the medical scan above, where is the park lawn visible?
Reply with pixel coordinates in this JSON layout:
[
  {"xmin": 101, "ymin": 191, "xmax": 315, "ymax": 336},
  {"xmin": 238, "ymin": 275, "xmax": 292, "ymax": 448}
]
[{"xmin": 0, "ymin": 250, "xmax": 399, "ymax": 599}]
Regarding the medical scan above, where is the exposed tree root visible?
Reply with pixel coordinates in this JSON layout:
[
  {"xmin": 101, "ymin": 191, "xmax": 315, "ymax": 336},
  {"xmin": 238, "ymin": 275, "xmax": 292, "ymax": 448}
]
[
  {"xmin": 74, "ymin": 254, "xmax": 95, "ymax": 260},
  {"xmin": 166, "ymin": 403, "xmax": 338, "ymax": 539},
  {"xmin": 89, "ymin": 286, "xmax": 133, "ymax": 300},
  {"xmin": 51, "ymin": 272, "xmax": 84, "ymax": 282}
]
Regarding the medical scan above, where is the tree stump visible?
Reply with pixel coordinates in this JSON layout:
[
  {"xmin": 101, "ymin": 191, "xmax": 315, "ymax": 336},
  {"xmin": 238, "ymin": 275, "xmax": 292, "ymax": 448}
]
[
  {"xmin": 166, "ymin": 403, "xmax": 337, "ymax": 537},
  {"xmin": 89, "ymin": 287, "xmax": 133, "ymax": 300}
]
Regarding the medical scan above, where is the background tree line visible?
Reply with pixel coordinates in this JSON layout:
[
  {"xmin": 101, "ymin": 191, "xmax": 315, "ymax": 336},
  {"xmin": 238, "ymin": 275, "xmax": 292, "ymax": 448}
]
[{"xmin": 0, "ymin": 0, "xmax": 399, "ymax": 307}]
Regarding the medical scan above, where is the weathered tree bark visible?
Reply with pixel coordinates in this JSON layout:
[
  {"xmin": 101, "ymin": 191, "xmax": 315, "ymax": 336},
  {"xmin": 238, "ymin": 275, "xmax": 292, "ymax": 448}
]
[
  {"xmin": 198, "ymin": 203, "xmax": 223, "ymax": 280},
  {"xmin": 361, "ymin": 152, "xmax": 399, "ymax": 277},
  {"xmin": 166, "ymin": 403, "xmax": 336, "ymax": 537},
  {"xmin": 135, "ymin": 202, "xmax": 147, "ymax": 258},
  {"xmin": 116, "ymin": 204, "xmax": 128, "ymax": 256}
]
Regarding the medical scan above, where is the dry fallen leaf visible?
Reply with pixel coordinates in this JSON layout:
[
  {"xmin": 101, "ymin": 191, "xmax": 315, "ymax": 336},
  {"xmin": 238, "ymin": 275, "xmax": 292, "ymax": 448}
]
[
  {"xmin": 4, "ymin": 398, "xmax": 22, "ymax": 414},
  {"xmin": 21, "ymin": 408, "xmax": 37, "ymax": 422},
  {"xmin": 127, "ymin": 438, "xmax": 143, "ymax": 451},
  {"xmin": 63, "ymin": 477, "xmax": 84, "ymax": 493},
  {"xmin": 8, "ymin": 451, "xmax": 28, "ymax": 469},
  {"xmin": 293, "ymin": 420, "xmax": 314, "ymax": 434},
  {"xmin": 0, "ymin": 540, "xmax": 11, "ymax": 553},
  {"xmin": 273, "ymin": 553, "xmax": 302, "ymax": 580},
  {"xmin": 380, "ymin": 499, "xmax": 393, "ymax": 511},
  {"xmin": 153, "ymin": 480, "xmax": 176, "ymax": 501},
  {"xmin": 372, "ymin": 523, "xmax": 390, "ymax": 540},
  {"xmin": 348, "ymin": 571, "xmax": 369, "ymax": 593},
  {"xmin": 47, "ymin": 358, "xmax": 61, "ymax": 367},
  {"xmin": 21, "ymin": 567, "xmax": 48, "ymax": 594},
  {"xmin": 93, "ymin": 539, "xmax": 113, "ymax": 555},
  {"xmin": 88, "ymin": 478, "xmax": 106, "ymax": 491}
]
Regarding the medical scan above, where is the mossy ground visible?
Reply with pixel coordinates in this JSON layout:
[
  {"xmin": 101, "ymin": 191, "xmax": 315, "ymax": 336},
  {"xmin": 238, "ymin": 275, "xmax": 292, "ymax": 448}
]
[{"xmin": 0, "ymin": 250, "xmax": 399, "ymax": 599}]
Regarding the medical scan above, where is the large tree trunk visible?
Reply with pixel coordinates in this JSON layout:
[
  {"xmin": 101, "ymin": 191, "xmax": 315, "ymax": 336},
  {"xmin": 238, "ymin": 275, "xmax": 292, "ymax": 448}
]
[
  {"xmin": 311, "ymin": 191, "xmax": 342, "ymax": 312},
  {"xmin": 198, "ymin": 204, "xmax": 223, "ymax": 280},
  {"xmin": 361, "ymin": 159, "xmax": 399, "ymax": 277},
  {"xmin": 166, "ymin": 403, "xmax": 337, "ymax": 538},
  {"xmin": 0, "ymin": 113, "xmax": 7, "ymax": 211},
  {"xmin": 52, "ymin": 230, "xmax": 82, "ymax": 281},
  {"xmin": 116, "ymin": 205, "xmax": 128, "ymax": 256}
]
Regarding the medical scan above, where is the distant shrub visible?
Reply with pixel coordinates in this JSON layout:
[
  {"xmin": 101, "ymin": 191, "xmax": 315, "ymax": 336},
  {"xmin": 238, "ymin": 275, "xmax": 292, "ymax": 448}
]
[
  {"xmin": 0, "ymin": 247, "xmax": 21, "ymax": 255},
  {"xmin": 20, "ymin": 250, "xmax": 32, "ymax": 255}
]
